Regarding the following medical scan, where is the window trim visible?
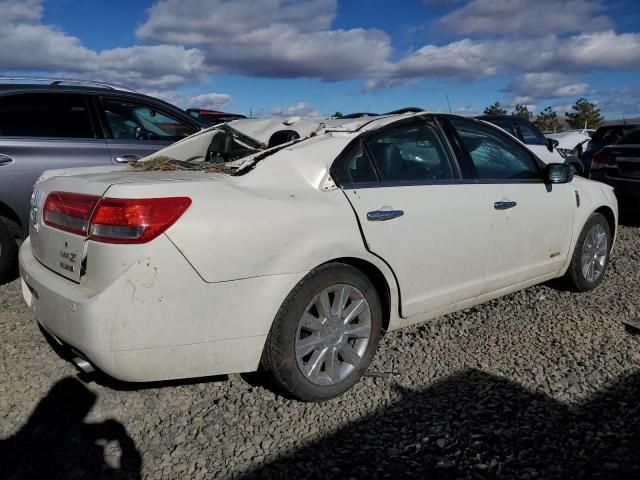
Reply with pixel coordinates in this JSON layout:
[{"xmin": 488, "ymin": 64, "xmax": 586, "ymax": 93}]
[
  {"xmin": 442, "ymin": 115, "xmax": 545, "ymax": 183},
  {"xmin": 0, "ymin": 92, "xmax": 99, "ymax": 140},
  {"xmin": 331, "ymin": 116, "xmax": 464, "ymax": 189}
]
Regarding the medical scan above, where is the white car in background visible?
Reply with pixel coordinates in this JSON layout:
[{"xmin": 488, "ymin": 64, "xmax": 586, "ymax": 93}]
[
  {"xmin": 20, "ymin": 112, "xmax": 617, "ymax": 401},
  {"xmin": 476, "ymin": 115, "xmax": 586, "ymax": 174}
]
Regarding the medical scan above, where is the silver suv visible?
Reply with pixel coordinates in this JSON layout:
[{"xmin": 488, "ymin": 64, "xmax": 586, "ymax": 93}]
[{"xmin": 0, "ymin": 78, "xmax": 201, "ymax": 282}]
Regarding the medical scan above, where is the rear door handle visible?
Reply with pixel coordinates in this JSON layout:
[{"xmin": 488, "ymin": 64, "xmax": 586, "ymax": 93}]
[
  {"xmin": 114, "ymin": 154, "xmax": 142, "ymax": 164},
  {"xmin": 367, "ymin": 210, "xmax": 404, "ymax": 221},
  {"xmin": 0, "ymin": 154, "xmax": 14, "ymax": 166},
  {"xmin": 494, "ymin": 201, "xmax": 517, "ymax": 210}
]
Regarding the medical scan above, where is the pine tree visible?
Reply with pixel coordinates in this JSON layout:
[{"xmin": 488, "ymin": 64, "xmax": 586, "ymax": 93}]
[
  {"xmin": 535, "ymin": 106, "xmax": 561, "ymax": 133},
  {"xmin": 483, "ymin": 102, "xmax": 507, "ymax": 115},
  {"xmin": 565, "ymin": 98, "xmax": 604, "ymax": 129},
  {"xmin": 513, "ymin": 104, "xmax": 533, "ymax": 120}
]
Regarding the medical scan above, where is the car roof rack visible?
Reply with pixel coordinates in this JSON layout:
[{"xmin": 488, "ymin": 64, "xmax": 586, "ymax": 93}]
[{"xmin": 0, "ymin": 75, "xmax": 138, "ymax": 93}]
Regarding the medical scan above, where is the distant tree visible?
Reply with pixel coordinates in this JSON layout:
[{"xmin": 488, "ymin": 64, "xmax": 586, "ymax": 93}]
[
  {"xmin": 333, "ymin": 111, "xmax": 343, "ymax": 118},
  {"xmin": 535, "ymin": 106, "xmax": 561, "ymax": 133},
  {"xmin": 483, "ymin": 102, "xmax": 507, "ymax": 115},
  {"xmin": 513, "ymin": 104, "xmax": 533, "ymax": 120},
  {"xmin": 565, "ymin": 98, "xmax": 604, "ymax": 129}
]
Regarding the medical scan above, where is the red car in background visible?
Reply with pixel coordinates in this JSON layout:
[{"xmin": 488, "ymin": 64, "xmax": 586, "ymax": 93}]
[{"xmin": 186, "ymin": 108, "xmax": 246, "ymax": 127}]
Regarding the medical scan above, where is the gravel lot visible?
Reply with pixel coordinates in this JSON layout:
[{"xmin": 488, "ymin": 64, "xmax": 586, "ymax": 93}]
[{"xmin": 1, "ymin": 224, "xmax": 640, "ymax": 479}]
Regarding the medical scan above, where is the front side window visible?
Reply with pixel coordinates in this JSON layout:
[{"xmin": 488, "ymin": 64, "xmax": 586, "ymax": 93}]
[
  {"xmin": 102, "ymin": 99, "xmax": 196, "ymax": 141},
  {"xmin": 0, "ymin": 93, "xmax": 93, "ymax": 138},
  {"xmin": 451, "ymin": 118, "xmax": 540, "ymax": 180},
  {"xmin": 365, "ymin": 123, "xmax": 457, "ymax": 182}
]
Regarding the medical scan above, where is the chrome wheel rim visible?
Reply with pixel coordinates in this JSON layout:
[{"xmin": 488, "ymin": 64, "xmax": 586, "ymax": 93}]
[
  {"xmin": 295, "ymin": 284, "xmax": 372, "ymax": 386},
  {"xmin": 581, "ymin": 223, "xmax": 608, "ymax": 283}
]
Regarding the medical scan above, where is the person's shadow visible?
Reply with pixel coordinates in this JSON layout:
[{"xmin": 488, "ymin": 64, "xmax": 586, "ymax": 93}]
[{"xmin": 0, "ymin": 377, "xmax": 141, "ymax": 479}]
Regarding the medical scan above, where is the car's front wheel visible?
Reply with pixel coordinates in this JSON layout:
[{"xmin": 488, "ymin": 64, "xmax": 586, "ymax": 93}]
[
  {"xmin": 261, "ymin": 263, "xmax": 382, "ymax": 402},
  {"xmin": 565, "ymin": 212, "xmax": 612, "ymax": 291}
]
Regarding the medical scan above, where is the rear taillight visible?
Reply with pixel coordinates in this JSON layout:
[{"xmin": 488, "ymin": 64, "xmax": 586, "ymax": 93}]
[
  {"xmin": 591, "ymin": 150, "xmax": 617, "ymax": 170},
  {"xmin": 88, "ymin": 197, "xmax": 191, "ymax": 244},
  {"xmin": 43, "ymin": 192, "xmax": 100, "ymax": 235},
  {"xmin": 43, "ymin": 193, "xmax": 191, "ymax": 244}
]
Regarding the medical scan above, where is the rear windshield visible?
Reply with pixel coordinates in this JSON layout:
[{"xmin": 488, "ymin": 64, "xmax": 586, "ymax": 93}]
[
  {"xmin": 617, "ymin": 129, "xmax": 640, "ymax": 145},
  {"xmin": 592, "ymin": 125, "xmax": 638, "ymax": 143}
]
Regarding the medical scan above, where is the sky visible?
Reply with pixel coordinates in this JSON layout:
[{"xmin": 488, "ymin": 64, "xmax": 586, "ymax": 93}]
[{"xmin": 0, "ymin": 0, "xmax": 639, "ymax": 119}]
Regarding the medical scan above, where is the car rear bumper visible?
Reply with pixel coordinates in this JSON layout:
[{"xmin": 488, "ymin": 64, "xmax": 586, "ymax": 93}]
[
  {"xmin": 590, "ymin": 173, "xmax": 640, "ymax": 208},
  {"xmin": 19, "ymin": 236, "xmax": 304, "ymax": 382}
]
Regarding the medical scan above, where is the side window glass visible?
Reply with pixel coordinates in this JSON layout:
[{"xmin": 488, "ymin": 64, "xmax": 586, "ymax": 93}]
[
  {"xmin": 489, "ymin": 119, "xmax": 519, "ymax": 138},
  {"xmin": 103, "ymin": 99, "xmax": 196, "ymax": 141},
  {"xmin": 451, "ymin": 119, "xmax": 540, "ymax": 180},
  {"xmin": 518, "ymin": 121, "xmax": 547, "ymax": 145},
  {"xmin": 366, "ymin": 123, "xmax": 457, "ymax": 182},
  {"xmin": 336, "ymin": 142, "xmax": 378, "ymax": 184},
  {"xmin": 0, "ymin": 93, "xmax": 93, "ymax": 138}
]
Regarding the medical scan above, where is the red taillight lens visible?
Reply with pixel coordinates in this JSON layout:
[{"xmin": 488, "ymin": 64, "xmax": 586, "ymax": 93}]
[
  {"xmin": 591, "ymin": 150, "xmax": 617, "ymax": 170},
  {"xmin": 88, "ymin": 197, "xmax": 191, "ymax": 244},
  {"xmin": 43, "ymin": 192, "xmax": 101, "ymax": 235}
]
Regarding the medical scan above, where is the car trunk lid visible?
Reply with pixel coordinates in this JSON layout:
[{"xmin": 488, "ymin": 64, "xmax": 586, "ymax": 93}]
[{"xmin": 30, "ymin": 169, "xmax": 221, "ymax": 282}]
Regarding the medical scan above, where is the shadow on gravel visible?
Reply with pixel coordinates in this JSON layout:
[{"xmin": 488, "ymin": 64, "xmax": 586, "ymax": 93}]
[
  {"xmin": 0, "ymin": 377, "xmax": 141, "ymax": 480},
  {"xmin": 243, "ymin": 369, "xmax": 640, "ymax": 480}
]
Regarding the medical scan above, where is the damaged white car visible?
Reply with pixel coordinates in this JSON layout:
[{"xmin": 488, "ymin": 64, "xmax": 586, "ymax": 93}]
[{"xmin": 20, "ymin": 112, "xmax": 617, "ymax": 401}]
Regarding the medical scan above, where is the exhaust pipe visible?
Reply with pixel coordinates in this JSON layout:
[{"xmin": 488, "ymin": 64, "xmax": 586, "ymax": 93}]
[{"xmin": 72, "ymin": 355, "xmax": 95, "ymax": 374}]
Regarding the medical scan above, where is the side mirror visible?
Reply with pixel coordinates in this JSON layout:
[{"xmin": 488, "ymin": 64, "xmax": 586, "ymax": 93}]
[
  {"xmin": 546, "ymin": 163, "xmax": 574, "ymax": 184},
  {"xmin": 546, "ymin": 137, "xmax": 559, "ymax": 152}
]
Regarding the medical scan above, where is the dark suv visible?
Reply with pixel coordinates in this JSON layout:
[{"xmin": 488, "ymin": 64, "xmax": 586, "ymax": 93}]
[{"xmin": 0, "ymin": 78, "xmax": 201, "ymax": 281}]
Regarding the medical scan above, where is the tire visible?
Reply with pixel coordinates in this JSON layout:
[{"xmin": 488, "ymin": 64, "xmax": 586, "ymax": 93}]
[
  {"xmin": 565, "ymin": 212, "xmax": 611, "ymax": 292},
  {"xmin": 0, "ymin": 218, "xmax": 18, "ymax": 284},
  {"xmin": 261, "ymin": 263, "xmax": 382, "ymax": 402}
]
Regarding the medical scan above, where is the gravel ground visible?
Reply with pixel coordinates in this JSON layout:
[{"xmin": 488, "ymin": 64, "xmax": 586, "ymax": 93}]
[{"xmin": 1, "ymin": 224, "xmax": 640, "ymax": 479}]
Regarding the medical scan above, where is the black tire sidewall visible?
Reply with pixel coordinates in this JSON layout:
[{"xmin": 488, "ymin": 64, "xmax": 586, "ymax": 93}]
[
  {"xmin": 569, "ymin": 213, "xmax": 611, "ymax": 292},
  {"xmin": 263, "ymin": 263, "xmax": 382, "ymax": 402}
]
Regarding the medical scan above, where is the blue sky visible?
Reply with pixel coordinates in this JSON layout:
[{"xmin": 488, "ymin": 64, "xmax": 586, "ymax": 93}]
[{"xmin": 1, "ymin": 0, "xmax": 639, "ymax": 118}]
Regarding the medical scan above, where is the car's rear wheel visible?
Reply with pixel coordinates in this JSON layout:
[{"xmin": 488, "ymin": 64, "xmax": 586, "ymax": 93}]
[
  {"xmin": 0, "ymin": 218, "xmax": 18, "ymax": 284},
  {"xmin": 261, "ymin": 263, "xmax": 382, "ymax": 402},
  {"xmin": 565, "ymin": 212, "xmax": 611, "ymax": 291}
]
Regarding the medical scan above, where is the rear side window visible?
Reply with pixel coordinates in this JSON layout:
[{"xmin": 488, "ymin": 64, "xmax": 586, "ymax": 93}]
[
  {"xmin": 102, "ymin": 99, "xmax": 197, "ymax": 141},
  {"xmin": 451, "ymin": 118, "xmax": 540, "ymax": 181},
  {"xmin": 366, "ymin": 123, "xmax": 457, "ymax": 182},
  {"xmin": 0, "ymin": 93, "xmax": 93, "ymax": 138},
  {"xmin": 517, "ymin": 121, "xmax": 547, "ymax": 145},
  {"xmin": 337, "ymin": 142, "xmax": 379, "ymax": 184}
]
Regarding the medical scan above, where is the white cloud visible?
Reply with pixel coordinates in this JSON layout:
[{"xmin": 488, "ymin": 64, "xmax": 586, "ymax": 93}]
[
  {"xmin": 506, "ymin": 73, "xmax": 589, "ymax": 100},
  {"xmin": 440, "ymin": 0, "xmax": 611, "ymax": 38},
  {"xmin": 0, "ymin": 0, "xmax": 208, "ymax": 91},
  {"xmin": 360, "ymin": 78, "xmax": 418, "ymax": 92},
  {"xmin": 270, "ymin": 102, "xmax": 320, "ymax": 117},
  {"xmin": 144, "ymin": 90, "xmax": 232, "ymax": 110},
  {"xmin": 136, "ymin": 0, "xmax": 391, "ymax": 81}
]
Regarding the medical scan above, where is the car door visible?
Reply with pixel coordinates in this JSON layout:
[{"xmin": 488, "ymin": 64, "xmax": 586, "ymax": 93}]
[
  {"xmin": 96, "ymin": 96, "xmax": 199, "ymax": 164},
  {"xmin": 332, "ymin": 118, "xmax": 493, "ymax": 318},
  {"xmin": 0, "ymin": 92, "xmax": 110, "ymax": 230},
  {"xmin": 446, "ymin": 117, "xmax": 575, "ymax": 293}
]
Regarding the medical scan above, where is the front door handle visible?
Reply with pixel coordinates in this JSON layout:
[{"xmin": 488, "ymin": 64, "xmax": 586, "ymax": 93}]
[
  {"xmin": 0, "ymin": 154, "xmax": 14, "ymax": 166},
  {"xmin": 494, "ymin": 201, "xmax": 517, "ymax": 210},
  {"xmin": 367, "ymin": 210, "xmax": 404, "ymax": 221},
  {"xmin": 114, "ymin": 154, "xmax": 142, "ymax": 164}
]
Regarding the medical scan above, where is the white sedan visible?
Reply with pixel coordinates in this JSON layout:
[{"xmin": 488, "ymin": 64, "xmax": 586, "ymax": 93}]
[{"xmin": 19, "ymin": 112, "xmax": 617, "ymax": 401}]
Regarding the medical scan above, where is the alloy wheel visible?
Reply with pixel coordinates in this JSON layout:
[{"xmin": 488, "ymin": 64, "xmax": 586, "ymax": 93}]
[{"xmin": 295, "ymin": 284, "xmax": 372, "ymax": 386}]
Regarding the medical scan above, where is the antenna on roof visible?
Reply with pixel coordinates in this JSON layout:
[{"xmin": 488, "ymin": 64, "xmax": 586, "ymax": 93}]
[{"xmin": 445, "ymin": 90, "xmax": 452, "ymax": 114}]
